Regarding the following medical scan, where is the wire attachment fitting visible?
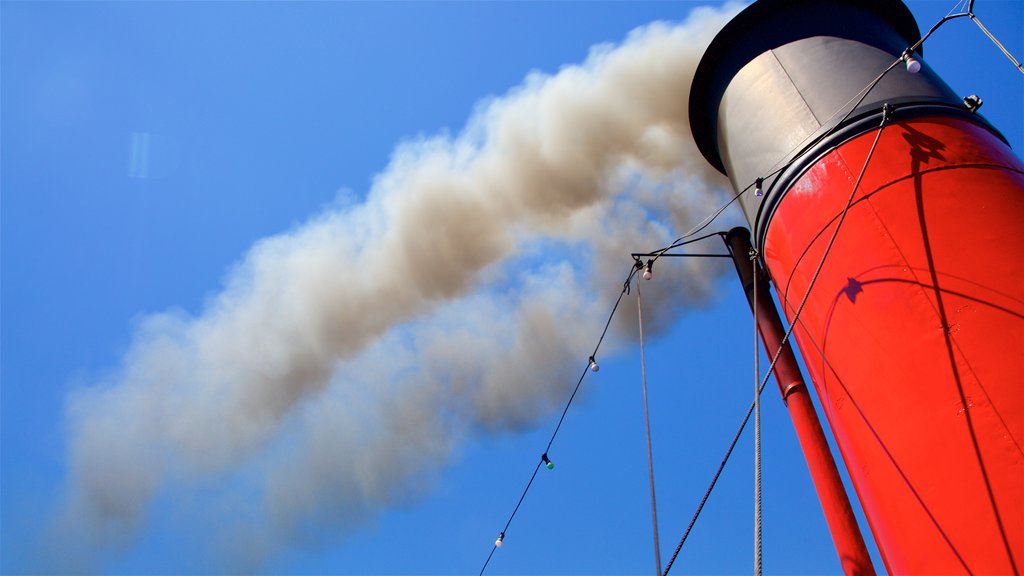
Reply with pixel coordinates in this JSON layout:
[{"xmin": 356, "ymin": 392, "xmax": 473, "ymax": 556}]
[
  {"xmin": 881, "ymin": 103, "xmax": 893, "ymax": 124},
  {"xmin": 963, "ymin": 94, "xmax": 983, "ymax": 113}
]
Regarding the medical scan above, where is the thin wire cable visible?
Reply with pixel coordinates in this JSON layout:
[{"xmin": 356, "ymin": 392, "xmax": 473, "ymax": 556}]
[
  {"xmin": 636, "ymin": 278, "xmax": 663, "ymax": 576},
  {"xmin": 479, "ymin": 262, "xmax": 642, "ymax": 576},
  {"xmin": 969, "ymin": 13, "xmax": 1024, "ymax": 74},
  {"xmin": 947, "ymin": 0, "xmax": 970, "ymax": 19},
  {"xmin": 650, "ymin": 231, "xmax": 731, "ymax": 256},
  {"xmin": 481, "ymin": 233, "xmax": 725, "ymax": 576},
  {"xmin": 661, "ymin": 378, "xmax": 768, "ymax": 576},
  {"xmin": 546, "ymin": 266, "xmax": 640, "ymax": 454},
  {"xmin": 752, "ymin": 249, "xmax": 762, "ymax": 576},
  {"xmin": 937, "ymin": 0, "xmax": 1024, "ymax": 75},
  {"xmin": 479, "ymin": 461, "xmax": 541, "ymax": 576},
  {"xmin": 636, "ymin": 189, "xmax": 750, "ymax": 282},
  {"xmin": 663, "ymin": 104, "xmax": 893, "ymax": 576},
  {"xmin": 666, "ymin": 187, "xmax": 747, "ymax": 246}
]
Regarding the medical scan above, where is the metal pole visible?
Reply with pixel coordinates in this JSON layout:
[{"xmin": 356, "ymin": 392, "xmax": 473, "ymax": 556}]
[{"xmin": 725, "ymin": 227, "xmax": 876, "ymax": 576}]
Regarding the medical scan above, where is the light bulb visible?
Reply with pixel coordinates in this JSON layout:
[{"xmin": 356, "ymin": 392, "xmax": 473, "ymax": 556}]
[
  {"xmin": 754, "ymin": 177, "xmax": 764, "ymax": 198},
  {"xmin": 542, "ymin": 453, "xmax": 554, "ymax": 470},
  {"xmin": 495, "ymin": 533, "xmax": 504, "ymax": 548},
  {"xmin": 904, "ymin": 53, "xmax": 921, "ymax": 74},
  {"xmin": 589, "ymin": 356, "xmax": 599, "ymax": 372},
  {"xmin": 643, "ymin": 260, "xmax": 653, "ymax": 281}
]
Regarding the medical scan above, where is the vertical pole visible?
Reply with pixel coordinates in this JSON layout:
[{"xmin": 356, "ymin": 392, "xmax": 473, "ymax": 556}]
[{"xmin": 725, "ymin": 227, "xmax": 875, "ymax": 576}]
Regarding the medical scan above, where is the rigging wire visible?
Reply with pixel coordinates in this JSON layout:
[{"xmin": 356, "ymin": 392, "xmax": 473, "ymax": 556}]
[
  {"xmin": 645, "ymin": 190, "xmax": 747, "ymax": 268},
  {"xmin": 478, "ymin": 228, "xmax": 731, "ymax": 575},
  {"xmin": 478, "ymin": 233, "xmax": 729, "ymax": 575},
  {"xmin": 636, "ymin": 275, "xmax": 663, "ymax": 576},
  {"xmin": 752, "ymin": 248, "xmax": 763, "ymax": 576},
  {"xmin": 923, "ymin": 0, "xmax": 1024, "ymax": 77},
  {"xmin": 479, "ymin": 230, "xmax": 729, "ymax": 569},
  {"xmin": 661, "ymin": 375, "xmax": 769, "ymax": 576},
  {"xmin": 662, "ymin": 100, "xmax": 894, "ymax": 576},
  {"xmin": 968, "ymin": 13, "xmax": 1024, "ymax": 75},
  {"xmin": 946, "ymin": 0, "xmax": 970, "ymax": 19}
]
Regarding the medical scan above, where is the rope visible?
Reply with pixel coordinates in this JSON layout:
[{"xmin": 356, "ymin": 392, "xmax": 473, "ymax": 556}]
[
  {"xmin": 752, "ymin": 248, "xmax": 763, "ymax": 576},
  {"xmin": 636, "ymin": 277, "xmax": 663, "ymax": 576}
]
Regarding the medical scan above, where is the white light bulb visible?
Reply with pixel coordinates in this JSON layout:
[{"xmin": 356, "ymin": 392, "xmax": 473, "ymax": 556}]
[
  {"xmin": 904, "ymin": 54, "xmax": 921, "ymax": 74},
  {"xmin": 643, "ymin": 268, "xmax": 653, "ymax": 281},
  {"xmin": 754, "ymin": 177, "xmax": 764, "ymax": 198},
  {"xmin": 589, "ymin": 358, "xmax": 599, "ymax": 372},
  {"xmin": 495, "ymin": 536, "xmax": 504, "ymax": 548}
]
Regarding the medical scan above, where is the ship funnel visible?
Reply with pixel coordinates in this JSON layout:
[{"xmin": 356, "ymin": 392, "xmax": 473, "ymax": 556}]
[{"xmin": 691, "ymin": 0, "xmax": 1024, "ymax": 573}]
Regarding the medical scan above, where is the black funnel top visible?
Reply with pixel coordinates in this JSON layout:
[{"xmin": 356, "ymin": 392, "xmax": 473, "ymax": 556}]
[{"xmin": 689, "ymin": 0, "xmax": 922, "ymax": 174}]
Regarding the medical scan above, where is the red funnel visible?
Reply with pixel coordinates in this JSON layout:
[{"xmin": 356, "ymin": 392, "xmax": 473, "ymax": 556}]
[{"xmin": 691, "ymin": 1, "xmax": 1024, "ymax": 573}]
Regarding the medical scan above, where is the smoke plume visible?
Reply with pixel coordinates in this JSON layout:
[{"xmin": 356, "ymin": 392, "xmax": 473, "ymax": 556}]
[{"xmin": 53, "ymin": 4, "xmax": 739, "ymax": 571}]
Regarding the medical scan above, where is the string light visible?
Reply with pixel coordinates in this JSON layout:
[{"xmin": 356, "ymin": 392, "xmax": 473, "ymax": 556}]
[
  {"xmin": 903, "ymin": 50, "xmax": 921, "ymax": 73},
  {"xmin": 589, "ymin": 356, "xmax": 600, "ymax": 372},
  {"xmin": 542, "ymin": 453, "xmax": 555, "ymax": 470},
  {"xmin": 643, "ymin": 259, "xmax": 653, "ymax": 281},
  {"xmin": 478, "ymin": 259, "xmax": 643, "ymax": 576},
  {"xmin": 754, "ymin": 177, "xmax": 764, "ymax": 198}
]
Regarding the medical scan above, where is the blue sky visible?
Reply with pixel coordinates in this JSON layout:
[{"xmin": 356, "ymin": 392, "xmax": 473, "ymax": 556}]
[{"xmin": 2, "ymin": 1, "xmax": 1021, "ymax": 574}]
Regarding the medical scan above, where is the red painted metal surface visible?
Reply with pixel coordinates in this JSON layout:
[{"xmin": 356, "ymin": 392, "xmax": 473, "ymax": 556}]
[{"xmin": 763, "ymin": 115, "xmax": 1024, "ymax": 574}]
